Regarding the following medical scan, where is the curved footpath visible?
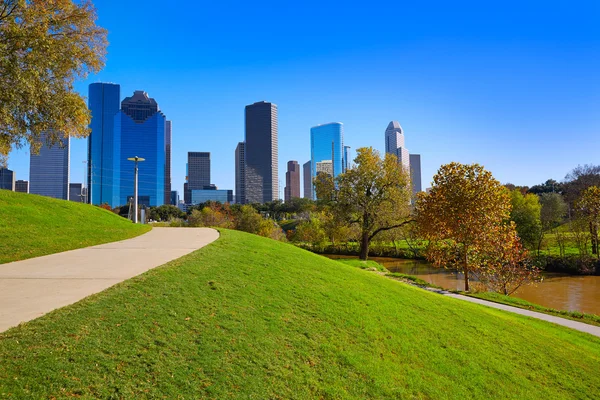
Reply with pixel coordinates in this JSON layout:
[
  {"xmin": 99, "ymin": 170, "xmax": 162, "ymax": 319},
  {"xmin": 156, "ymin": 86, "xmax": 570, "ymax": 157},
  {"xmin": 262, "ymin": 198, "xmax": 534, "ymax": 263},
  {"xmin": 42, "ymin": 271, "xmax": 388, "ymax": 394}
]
[{"xmin": 0, "ymin": 227, "xmax": 219, "ymax": 333}]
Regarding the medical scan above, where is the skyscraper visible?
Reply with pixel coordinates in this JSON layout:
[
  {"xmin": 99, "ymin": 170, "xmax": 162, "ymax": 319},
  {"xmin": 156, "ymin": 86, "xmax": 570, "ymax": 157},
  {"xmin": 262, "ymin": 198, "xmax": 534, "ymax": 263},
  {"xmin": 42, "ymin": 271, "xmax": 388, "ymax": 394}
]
[
  {"xmin": 310, "ymin": 122, "xmax": 343, "ymax": 199},
  {"xmin": 0, "ymin": 168, "xmax": 15, "ymax": 191},
  {"xmin": 409, "ymin": 154, "xmax": 422, "ymax": 195},
  {"xmin": 15, "ymin": 180, "xmax": 29, "ymax": 193},
  {"xmin": 116, "ymin": 90, "xmax": 166, "ymax": 207},
  {"xmin": 88, "ymin": 82, "xmax": 121, "ymax": 205},
  {"xmin": 187, "ymin": 152, "xmax": 210, "ymax": 189},
  {"xmin": 235, "ymin": 142, "xmax": 246, "ymax": 204},
  {"xmin": 30, "ymin": 133, "xmax": 69, "ymax": 200},
  {"xmin": 245, "ymin": 101, "xmax": 278, "ymax": 203},
  {"xmin": 164, "ymin": 121, "xmax": 172, "ymax": 206},
  {"xmin": 303, "ymin": 161, "xmax": 312, "ymax": 199},
  {"xmin": 385, "ymin": 121, "xmax": 409, "ymax": 171},
  {"xmin": 284, "ymin": 160, "xmax": 300, "ymax": 202},
  {"xmin": 343, "ymin": 145, "xmax": 351, "ymax": 172}
]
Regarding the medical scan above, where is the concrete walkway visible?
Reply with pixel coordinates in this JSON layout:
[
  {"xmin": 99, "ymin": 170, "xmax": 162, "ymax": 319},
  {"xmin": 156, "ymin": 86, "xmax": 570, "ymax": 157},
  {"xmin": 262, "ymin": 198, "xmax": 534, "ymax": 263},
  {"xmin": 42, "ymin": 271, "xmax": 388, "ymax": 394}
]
[
  {"xmin": 429, "ymin": 289, "xmax": 600, "ymax": 338},
  {"xmin": 0, "ymin": 227, "xmax": 219, "ymax": 333}
]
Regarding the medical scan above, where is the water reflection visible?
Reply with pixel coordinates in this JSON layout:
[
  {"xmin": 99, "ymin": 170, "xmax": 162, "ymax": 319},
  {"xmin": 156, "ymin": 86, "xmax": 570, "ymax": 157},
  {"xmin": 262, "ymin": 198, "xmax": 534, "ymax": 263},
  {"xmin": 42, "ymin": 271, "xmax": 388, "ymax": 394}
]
[{"xmin": 326, "ymin": 255, "xmax": 600, "ymax": 315}]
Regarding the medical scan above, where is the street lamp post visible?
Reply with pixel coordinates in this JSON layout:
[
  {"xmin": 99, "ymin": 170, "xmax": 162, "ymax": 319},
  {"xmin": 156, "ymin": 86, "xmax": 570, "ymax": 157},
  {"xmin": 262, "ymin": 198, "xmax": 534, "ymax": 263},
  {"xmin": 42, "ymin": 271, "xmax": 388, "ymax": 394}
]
[{"xmin": 127, "ymin": 156, "xmax": 145, "ymax": 223}]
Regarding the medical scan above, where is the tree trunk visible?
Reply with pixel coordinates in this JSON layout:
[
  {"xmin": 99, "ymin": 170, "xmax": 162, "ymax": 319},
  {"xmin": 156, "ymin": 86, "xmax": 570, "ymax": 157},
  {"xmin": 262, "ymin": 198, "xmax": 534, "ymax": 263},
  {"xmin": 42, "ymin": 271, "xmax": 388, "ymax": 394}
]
[
  {"xmin": 360, "ymin": 231, "xmax": 369, "ymax": 260},
  {"xmin": 590, "ymin": 221, "xmax": 598, "ymax": 255},
  {"xmin": 463, "ymin": 249, "xmax": 469, "ymax": 292}
]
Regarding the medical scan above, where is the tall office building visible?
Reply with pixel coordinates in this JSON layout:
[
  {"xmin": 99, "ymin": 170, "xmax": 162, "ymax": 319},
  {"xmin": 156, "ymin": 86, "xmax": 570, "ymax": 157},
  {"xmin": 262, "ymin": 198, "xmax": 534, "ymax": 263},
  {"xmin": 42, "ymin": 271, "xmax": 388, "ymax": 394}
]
[
  {"xmin": 30, "ymin": 133, "xmax": 70, "ymax": 200},
  {"xmin": 88, "ymin": 82, "xmax": 121, "ymax": 205},
  {"xmin": 0, "ymin": 168, "xmax": 15, "ymax": 191},
  {"xmin": 310, "ymin": 122, "xmax": 343, "ymax": 199},
  {"xmin": 385, "ymin": 121, "xmax": 409, "ymax": 170},
  {"xmin": 187, "ymin": 152, "xmax": 210, "ymax": 189},
  {"xmin": 15, "ymin": 180, "xmax": 29, "ymax": 193},
  {"xmin": 409, "ymin": 154, "xmax": 422, "ymax": 195},
  {"xmin": 69, "ymin": 183, "xmax": 83, "ymax": 202},
  {"xmin": 284, "ymin": 160, "xmax": 300, "ymax": 202},
  {"xmin": 303, "ymin": 161, "xmax": 312, "ymax": 199},
  {"xmin": 343, "ymin": 145, "xmax": 351, "ymax": 172},
  {"xmin": 116, "ymin": 90, "xmax": 166, "ymax": 207},
  {"xmin": 170, "ymin": 190, "xmax": 178, "ymax": 205},
  {"xmin": 235, "ymin": 142, "xmax": 246, "ymax": 204},
  {"xmin": 316, "ymin": 160, "xmax": 333, "ymax": 176},
  {"xmin": 245, "ymin": 101, "xmax": 278, "ymax": 203},
  {"xmin": 164, "ymin": 121, "xmax": 172, "ymax": 205}
]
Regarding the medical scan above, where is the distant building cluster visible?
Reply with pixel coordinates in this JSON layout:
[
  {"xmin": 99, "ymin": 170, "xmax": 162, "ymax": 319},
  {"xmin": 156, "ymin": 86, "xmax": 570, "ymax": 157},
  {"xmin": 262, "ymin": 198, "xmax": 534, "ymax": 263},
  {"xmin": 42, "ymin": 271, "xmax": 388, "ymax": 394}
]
[{"xmin": 2, "ymin": 85, "xmax": 424, "ymax": 207}]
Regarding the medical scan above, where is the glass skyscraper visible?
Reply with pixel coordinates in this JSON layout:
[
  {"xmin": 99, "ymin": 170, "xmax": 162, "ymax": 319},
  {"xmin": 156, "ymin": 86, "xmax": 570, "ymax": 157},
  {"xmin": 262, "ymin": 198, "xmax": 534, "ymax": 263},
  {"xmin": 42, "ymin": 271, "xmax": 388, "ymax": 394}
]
[
  {"xmin": 310, "ymin": 122, "xmax": 343, "ymax": 199},
  {"xmin": 88, "ymin": 83, "xmax": 121, "ymax": 206},
  {"xmin": 30, "ymin": 133, "xmax": 70, "ymax": 200},
  {"xmin": 245, "ymin": 101, "xmax": 278, "ymax": 203},
  {"xmin": 385, "ymin": 121, "xmax": 409, "ymax": 171},
  {"xmin": 116, "ymin": 91, "xmax": 166, "ymax": 207}
]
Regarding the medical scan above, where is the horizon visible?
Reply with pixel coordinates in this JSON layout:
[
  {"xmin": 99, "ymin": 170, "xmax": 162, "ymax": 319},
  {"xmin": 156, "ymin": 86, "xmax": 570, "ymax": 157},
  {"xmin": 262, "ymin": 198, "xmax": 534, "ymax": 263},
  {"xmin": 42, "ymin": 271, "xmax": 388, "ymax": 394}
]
[{"xmin": 5, "ymin": 0, "xmax": 600, "ymax": 199}]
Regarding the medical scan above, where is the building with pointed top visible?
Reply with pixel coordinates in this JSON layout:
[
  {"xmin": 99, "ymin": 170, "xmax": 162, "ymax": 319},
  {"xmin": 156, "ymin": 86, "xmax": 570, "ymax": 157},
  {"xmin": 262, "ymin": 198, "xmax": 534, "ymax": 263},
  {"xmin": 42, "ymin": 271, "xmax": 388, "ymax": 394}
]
[{"xmin": 385, "ymin": 121, "xmax": 409, "ymax": 171}]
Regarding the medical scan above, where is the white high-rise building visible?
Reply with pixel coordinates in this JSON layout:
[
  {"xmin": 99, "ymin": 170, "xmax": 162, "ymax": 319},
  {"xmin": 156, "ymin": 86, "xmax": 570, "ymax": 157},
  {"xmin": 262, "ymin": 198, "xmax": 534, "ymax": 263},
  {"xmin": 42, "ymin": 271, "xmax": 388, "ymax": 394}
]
[{"xmin": 384, "ymin": 121, "xmax": 409, "ymax": 171}]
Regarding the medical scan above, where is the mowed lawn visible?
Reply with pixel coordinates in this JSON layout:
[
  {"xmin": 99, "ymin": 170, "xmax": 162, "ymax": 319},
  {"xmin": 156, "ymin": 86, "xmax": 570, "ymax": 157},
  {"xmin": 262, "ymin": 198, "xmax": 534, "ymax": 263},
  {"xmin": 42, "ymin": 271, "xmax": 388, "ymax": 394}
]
[
  {"xmin": 0, "ymin": 229, "xmax": 599, "ymax": 398},
  {"xmin": 0, "ymin": 190, "xmax": 150, "ymax": 263}
]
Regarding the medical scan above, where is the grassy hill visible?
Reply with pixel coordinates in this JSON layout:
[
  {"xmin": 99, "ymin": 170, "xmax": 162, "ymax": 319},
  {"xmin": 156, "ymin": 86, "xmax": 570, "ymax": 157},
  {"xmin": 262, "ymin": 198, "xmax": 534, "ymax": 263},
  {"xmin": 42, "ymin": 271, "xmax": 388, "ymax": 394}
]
[
  {"xmin": 0, "ymin": 229, "xmax": 599, "ymax": 398},
  {"xmin": 0, "ymin": 190, "xmax": 150, "ymax": 263}
]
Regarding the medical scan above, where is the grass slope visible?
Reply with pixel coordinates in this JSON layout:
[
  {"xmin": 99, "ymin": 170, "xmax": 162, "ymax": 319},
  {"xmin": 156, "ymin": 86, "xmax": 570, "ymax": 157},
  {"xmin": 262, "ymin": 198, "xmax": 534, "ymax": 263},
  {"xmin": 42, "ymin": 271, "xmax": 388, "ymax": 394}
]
[
  {"xmin": 0, "ymin": 190, "xmax": 150, "ymax": 263},
  {"xmin": 1, "ymin": 230, "xmax": 599, "ymax": 399}
]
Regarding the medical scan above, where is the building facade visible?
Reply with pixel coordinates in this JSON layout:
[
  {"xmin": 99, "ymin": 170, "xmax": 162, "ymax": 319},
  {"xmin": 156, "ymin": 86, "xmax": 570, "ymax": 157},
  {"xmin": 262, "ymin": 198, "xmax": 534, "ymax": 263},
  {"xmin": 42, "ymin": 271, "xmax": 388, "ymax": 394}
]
[
  {"xmin": 245, "ymin": 101, "xmax": 278, "ymax": 203},
  {"xmin": 385, "ymin": 121, "xmax": 409, "ymax": 170},
  {"xmin": 316, "ymin": 160, "xmax": 333, "ymax": 177},
  {"xmin": 88, "ymin": 83, "xmax": 121, "ymax": 205},
  {"xmin": 15, "ymin": 180, "xmax": 29, "ymax": 193},
  {"xmin": 0, "ymin": 168, "xmax": 15, "ymax": 191},
  {"xmin": 69, "ymin": 183, "xmax": 83, "ymax": 202},
  {"xmin": 284, "ymin": 160, "xmax": 300, "ymax": 202},
  {"xmin": 235, "ymin": 142, "xmax": 246, "ymax": 204},
  {"xmin": 343, "ymin": 145, "xmax": 351, "ymax": 172},
  {"xmin": 409, "ymin": 154, "xmax": 422, "ymax": 195},
  {"xmin": 190, "ymin": 189, "xmax": 233, "ymax": 205},
  {"xmin": 164, "ymin": 121, "xmax": 172, "ymax": 206},
  {"xmin": 310, "ymin": 122, "xmax": 343, "ymax": 199},
  {"xmin": 170, "ymin": 190, "xmax": 179, "ymax": 206},
  {"xmin": 303, "ymin": 161, "xmax": 312, "ymax": 199},
  {"xmin": 116, "ymin": 91, "xmax": 166, "ymax": 207},
  {"xmin": 30, "ymin": 133, "xmax": 70, "ymax": 200}
]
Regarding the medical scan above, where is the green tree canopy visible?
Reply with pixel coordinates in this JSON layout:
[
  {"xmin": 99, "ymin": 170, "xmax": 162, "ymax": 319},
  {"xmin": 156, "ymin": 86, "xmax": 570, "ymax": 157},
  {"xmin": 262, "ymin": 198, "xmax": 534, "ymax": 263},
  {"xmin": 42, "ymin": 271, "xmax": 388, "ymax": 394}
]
[
  {"xmin": 0, "ymin": 0, "xmax": 107, "ymax": 155},
  {"xmin": 315, "ymin": 147, "xmax": 412, "ymax": 260},
  {"xmin": 509, "ymin": 190, "xmax": 542, "ymax": 249}
]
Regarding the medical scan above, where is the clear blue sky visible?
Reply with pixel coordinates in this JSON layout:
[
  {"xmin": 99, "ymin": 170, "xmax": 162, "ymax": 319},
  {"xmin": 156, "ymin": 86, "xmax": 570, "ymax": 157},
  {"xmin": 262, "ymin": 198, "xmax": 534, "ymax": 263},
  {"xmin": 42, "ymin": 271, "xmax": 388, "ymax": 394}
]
[{"xmin": 7, "ymin": 0, "xmax": 600, "ymax": 197}]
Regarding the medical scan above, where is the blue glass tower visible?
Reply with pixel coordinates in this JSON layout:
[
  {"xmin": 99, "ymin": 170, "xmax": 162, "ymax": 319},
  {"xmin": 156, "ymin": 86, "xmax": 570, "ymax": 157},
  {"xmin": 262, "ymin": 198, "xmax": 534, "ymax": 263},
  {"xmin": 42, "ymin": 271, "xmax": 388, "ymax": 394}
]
[
  {"xmin": 88, "ymin": 83, "xmax": 121, "ymax": 205},
  {"xmin": 310, "ymin": 122, "xmax": 343, "ymax": 198},
  {"xmin": 116, "ymin": 91, "xmax": 166, "ymax": 207}
]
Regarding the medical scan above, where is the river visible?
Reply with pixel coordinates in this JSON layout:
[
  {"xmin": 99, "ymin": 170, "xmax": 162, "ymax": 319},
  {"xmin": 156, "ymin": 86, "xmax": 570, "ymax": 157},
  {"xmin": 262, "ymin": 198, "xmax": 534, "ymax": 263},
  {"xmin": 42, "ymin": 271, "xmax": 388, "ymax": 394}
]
[{"xmin": 326, "ymin": 255, "xmax": 600, "ymax": 315}]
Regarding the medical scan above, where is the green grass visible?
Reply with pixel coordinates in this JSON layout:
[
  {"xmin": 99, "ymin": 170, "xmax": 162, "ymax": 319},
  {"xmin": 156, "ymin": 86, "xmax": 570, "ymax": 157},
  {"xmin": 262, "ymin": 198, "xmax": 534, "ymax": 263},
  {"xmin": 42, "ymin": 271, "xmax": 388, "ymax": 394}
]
[
  {"xmin": 0, "ymin": 190, "xmax": 151, "ymax": 263},
  {"xmin": 467, "ymin": 291, "xmax": 600, "ymax": 327},
  {"xmin": 335, "ymin": 258, "xmax": 389, "ymax": 272},
  {"xmin": 1, "ymin": 229, "xmax": 599, "ymax": 398}
]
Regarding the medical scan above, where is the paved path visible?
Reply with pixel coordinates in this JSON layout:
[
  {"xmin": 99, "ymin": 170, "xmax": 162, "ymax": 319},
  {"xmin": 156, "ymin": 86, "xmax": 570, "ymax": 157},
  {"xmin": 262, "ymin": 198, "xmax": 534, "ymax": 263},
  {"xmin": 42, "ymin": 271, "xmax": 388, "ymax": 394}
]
[
  {"xmin": 0, "ymin": 227, "xmax": 219, "ymax": 333},
  {"xmin": 427, "ymin": 288, "xmax": 600, "ymax": 338}
]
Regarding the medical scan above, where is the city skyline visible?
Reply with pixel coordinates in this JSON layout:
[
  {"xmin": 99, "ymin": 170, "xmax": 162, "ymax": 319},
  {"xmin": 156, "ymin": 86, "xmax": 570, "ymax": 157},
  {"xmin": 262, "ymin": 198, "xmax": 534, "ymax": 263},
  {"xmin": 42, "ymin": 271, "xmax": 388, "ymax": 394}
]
[{"xmin": 4, "ymin": 1, "xmax": 599, "ymax": 196}]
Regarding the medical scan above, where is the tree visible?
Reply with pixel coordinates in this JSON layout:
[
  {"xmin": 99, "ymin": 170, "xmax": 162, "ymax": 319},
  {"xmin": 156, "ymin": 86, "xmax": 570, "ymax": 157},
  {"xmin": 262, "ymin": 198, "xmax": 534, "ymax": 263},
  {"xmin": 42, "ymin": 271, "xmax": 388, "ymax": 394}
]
[
  {"xmin": 509, "ymin": 189, "xmax": 542, "ymax": 249},
  {"xmin": 234, "ymin": 205, "xmax": 263, "ymax": 234},
  {"xmin": 528, "ymin": 179, "xmax": 562, "ymax": 195},
  {"xmin": 149, "ymin": 204, "xmax": 185, "ymax": 222},
  {"xmin": 563, "ymin": 165, "xmax": 600, "ymax": 207},
  {"xmin": 539, "ymin": 192, "xmax": 567, "ymax": 231},
  {"xmin": 575, "ymin": 186, "xmax": 600, "ymax": 256},
  {"xmin": 415, "ymin": 162, "xmax": 512, "ymax": 291},
  {"xmin": 0, "ymin": 0, "xmax": 107, "ymax": 156},
  {"xmin": 476, "ymin": 223, "xmax": 540, "ymax": 296},
  {"xmin": 315, "ymin": 147, "xmax": 412, "ymax": 260}
]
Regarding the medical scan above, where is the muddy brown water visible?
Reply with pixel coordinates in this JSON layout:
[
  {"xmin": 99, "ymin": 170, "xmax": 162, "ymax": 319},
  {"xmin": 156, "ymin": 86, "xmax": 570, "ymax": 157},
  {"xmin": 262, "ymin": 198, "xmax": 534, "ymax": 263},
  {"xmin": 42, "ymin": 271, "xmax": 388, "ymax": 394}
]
[{"xmin": 325, "ymin": 255, "xmax": 600, "ymax": 315}]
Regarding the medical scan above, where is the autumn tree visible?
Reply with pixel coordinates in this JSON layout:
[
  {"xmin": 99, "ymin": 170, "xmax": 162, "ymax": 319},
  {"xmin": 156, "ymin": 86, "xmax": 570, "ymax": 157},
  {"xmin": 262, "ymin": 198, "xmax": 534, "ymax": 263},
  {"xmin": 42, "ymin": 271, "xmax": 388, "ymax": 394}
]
[
  {"xmin": 476, "ymin": 223, "xmax": 540, "ymax": 295},
  {"xmin": 563, "ymin": 165, "xmax": 600, "ymax": 207},
  {"xmin": 315, "ymin": 147, "xmax": 412, "ymax": 260},
  {"xmin": 0, "ymin": 0, "xmax": 107, "ymax": 156},
  {"xmin": 415, "ymin": 162, "xmax": 512, "ymax": 291},
  {"xmin": 575, "ymin": 186, "xmax": 600, "ymax": 256}
]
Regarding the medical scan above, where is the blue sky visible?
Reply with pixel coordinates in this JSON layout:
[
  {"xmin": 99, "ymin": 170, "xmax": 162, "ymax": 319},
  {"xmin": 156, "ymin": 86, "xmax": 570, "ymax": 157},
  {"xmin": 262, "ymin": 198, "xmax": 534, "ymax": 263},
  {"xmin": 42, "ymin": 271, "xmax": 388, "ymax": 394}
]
[{"xmin": 7, "ymin": 0, "xmax": 600, "ymax": 197}]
